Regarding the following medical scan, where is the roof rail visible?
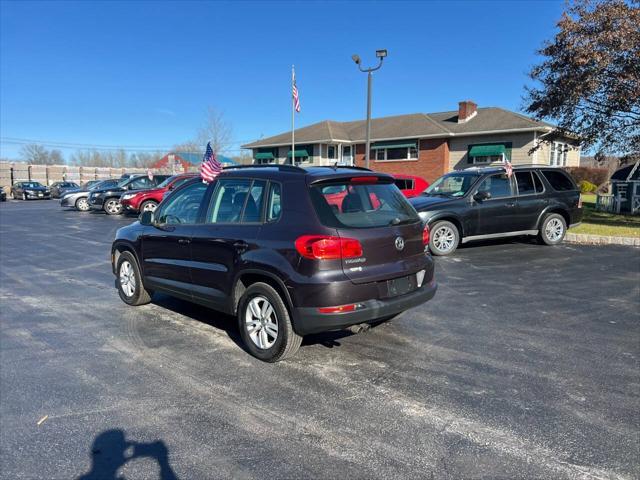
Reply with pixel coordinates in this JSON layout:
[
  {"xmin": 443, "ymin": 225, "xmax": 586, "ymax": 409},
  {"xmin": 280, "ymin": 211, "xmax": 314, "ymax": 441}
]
[{"xmin": 222, "ymin": 164, "xmax": 307, "ymax": 173}]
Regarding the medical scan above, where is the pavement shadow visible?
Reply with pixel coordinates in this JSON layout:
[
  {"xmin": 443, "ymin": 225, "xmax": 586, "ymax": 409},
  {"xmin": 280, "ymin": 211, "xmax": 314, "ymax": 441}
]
[
  {"xmin": 151, "ymin": 293, "xmax": 372, "ymax": 352},
  {"xmin": 77, "ymin": 429, "xmax": 177, "ymax": 480},
  {"xmin": 151, "ymin": 293, "xmax": 247, "ymax": 352}
]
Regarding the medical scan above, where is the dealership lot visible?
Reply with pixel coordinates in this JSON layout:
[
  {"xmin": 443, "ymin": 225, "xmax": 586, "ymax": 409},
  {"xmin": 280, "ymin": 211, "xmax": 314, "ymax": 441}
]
[{"xmin": 0, "ymin": 200, "xmax": 638, "ymax": 479}]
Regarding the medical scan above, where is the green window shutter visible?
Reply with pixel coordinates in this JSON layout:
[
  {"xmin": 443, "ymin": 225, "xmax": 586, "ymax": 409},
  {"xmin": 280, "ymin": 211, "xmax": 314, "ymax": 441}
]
[
  {"xmin": 254, "ymin": 152, "xmax": 275, "ymax": 160},
  {"xmin": 371, "ymin": 141, "xmax": 418, "ymax": 149},
  {"xmin": 287, "ymin": 149, "xmax": 309, "ymax": 158}
]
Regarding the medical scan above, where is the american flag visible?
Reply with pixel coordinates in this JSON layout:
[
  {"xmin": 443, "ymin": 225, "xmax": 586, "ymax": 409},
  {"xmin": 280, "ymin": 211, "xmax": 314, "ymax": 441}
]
[
  {"xmin": 292, "ymin": 74, "xmax": 300, "ymax": 113},
  {"xmin": 200, "ymin": 142, "xmax": 222, "ymax": 183},
  {"xmin": 503, "ymin": 158, "xmax": 513, "ymax": 178}
]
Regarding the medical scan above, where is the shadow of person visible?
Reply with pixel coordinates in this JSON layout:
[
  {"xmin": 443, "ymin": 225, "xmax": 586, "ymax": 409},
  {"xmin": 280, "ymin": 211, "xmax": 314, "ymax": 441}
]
[{"xmin": 78, "ymin": 429, "xmax": 177, "ymax": 480}]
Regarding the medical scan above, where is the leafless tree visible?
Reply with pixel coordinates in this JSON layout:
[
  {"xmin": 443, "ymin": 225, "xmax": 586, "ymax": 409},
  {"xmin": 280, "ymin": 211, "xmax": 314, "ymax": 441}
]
[
  {"xmin": 20, "ymin": 144, "xmax": 51, "ymax": 164},
  {"xmin": 196, "ymin": 107, "xmax": 233, "ymax": 155}
]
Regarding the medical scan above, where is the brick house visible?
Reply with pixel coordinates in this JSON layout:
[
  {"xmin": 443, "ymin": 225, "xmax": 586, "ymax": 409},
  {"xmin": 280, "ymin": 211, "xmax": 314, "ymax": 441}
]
[{"xmin": 242, "ymin": 101, "xmax": 581, "ymax": 184}]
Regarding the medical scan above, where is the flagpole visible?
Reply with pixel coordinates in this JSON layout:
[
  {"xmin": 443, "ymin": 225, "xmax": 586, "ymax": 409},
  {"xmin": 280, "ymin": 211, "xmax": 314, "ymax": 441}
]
[{"xmin": 291, "ymin": 65, "xmax": 295, "ymax": 166}]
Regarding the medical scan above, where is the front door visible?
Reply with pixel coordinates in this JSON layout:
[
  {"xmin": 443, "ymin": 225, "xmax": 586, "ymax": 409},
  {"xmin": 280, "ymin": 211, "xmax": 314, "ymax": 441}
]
[
  {"xmin": 342, "ymin": 145, "xmax": 353, "ymax": 165},
  {"xmin": 472, "ymin": 173, "xmax": 518, "ymax": 235},
  {"xmin": 189, "ymin": 178, "xmax": 267, "ymax": 311},
  {"xmin": 140, "ymin": 181, "xmax": 209, "ymax": 298}
]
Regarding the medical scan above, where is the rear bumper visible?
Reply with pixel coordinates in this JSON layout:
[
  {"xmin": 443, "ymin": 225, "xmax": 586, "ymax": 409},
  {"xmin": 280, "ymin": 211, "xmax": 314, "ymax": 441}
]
[
  {"xmin": 25, "ymin": 192, "xmax": 50, "ymax": 199},
  {"xmin": 293, "ymin": 280, "xmax": 437, "ymax": 335}
]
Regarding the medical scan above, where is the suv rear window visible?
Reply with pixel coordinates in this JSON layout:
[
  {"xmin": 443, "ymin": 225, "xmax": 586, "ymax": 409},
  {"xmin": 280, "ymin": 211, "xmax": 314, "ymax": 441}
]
[
  {"xmin": 541, "ymin": 170, "xmax": 576, "ymax": 191},
  {"xmin": 310, "ymin": 181, "xmax": 419, "ymax": 228}
]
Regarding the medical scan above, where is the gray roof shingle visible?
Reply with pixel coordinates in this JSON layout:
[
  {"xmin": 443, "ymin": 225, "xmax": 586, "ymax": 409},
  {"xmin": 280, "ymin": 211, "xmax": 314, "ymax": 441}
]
[{"xmin": 242, "ymin": 107, "xmax": 554, "ymax": 148}]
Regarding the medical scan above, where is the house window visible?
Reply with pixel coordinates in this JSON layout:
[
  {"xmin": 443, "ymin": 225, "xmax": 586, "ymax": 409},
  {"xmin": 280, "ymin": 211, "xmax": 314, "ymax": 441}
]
[
  {"xmin": 327, "ymin": 145, "xmax": 336, "ymax": 160},
  {"xmin": 550, "ymin": 142, "xmax": 569, "ymax": 166},
  {"xmin": 373, "ymin": 143, "xmax": 419, "ymax": 161},
  {"xmin": 471, "ymin": 155, "xmax": 502, "ymax": 164},
  {"xmin": 468, "ymin": 143, "xmax": 511, "ymax": 164}
]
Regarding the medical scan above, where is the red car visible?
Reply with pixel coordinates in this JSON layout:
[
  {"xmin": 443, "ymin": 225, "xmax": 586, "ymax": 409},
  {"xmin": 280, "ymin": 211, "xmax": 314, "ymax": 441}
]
[
  {"xmin": 324, "ymin": 174, "xmax": 429, "ymax": 213},
  {"xmin": 120, "ymin": 173, "xmax": 198, "ymax": 213},
  {"xmin": 392, "ymin": 174, "xmax": 429, "ymax": 198}
]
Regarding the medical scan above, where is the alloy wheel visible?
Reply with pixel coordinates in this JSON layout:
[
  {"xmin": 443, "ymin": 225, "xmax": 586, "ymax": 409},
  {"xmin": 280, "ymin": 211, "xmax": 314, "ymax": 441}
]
[
  {"xmin": 545, "ymin": 218, "xmax": 564, "ymax": 242},
  {"xmin": 106, "ymin": 200, "xmax": 121, "ymax": 214},
  {"xmin": 77, "ymin": 198, "xmax": 89, "ymax": 211},
  {"xmin": 119, "ymin": 260, "xmax": 136, "ymax": 297},
  {"xmin": 433, "ymin": 226, "xmax": 456, "ymax": 253},
  {"xmin": 142, "ymin": 202, "xmax": 157, "ymax": 212},
  {"xmin": 245, "ymin": 296, "xmax": 279, "ymax": 349}
]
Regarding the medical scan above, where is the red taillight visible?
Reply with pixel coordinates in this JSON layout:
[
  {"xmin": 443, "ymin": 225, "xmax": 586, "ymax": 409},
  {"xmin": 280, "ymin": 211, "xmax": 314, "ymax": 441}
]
[
  {"xmin": 350, "ymin": 176, "xmax": 378, "ymax": 184},
  {"xmin": 317, "ymin": 304, "xmax": 357, "ymax": 314},
  {"xmin": 422, "ymin": 224, "xmax": 430, "ymax": 246},
  {"xmin": 295, "ymin": 235, "xmax": 363, "ymax": 260}
]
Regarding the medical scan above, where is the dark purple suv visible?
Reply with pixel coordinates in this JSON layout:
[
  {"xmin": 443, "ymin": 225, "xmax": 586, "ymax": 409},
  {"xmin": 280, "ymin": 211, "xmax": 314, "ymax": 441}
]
[{"xmin": 111, "ymin": 165, "xmax": 437, "ymax": 362}]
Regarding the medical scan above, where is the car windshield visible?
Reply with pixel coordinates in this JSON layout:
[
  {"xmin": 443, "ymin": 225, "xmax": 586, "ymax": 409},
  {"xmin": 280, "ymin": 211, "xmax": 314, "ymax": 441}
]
[
  {"xmin": 22, "ymin": 182, "xmax": 43, "ymax": 188},
  {"xmin": 91, "ymin": 180, "xmax": 114, "ymax": 190},
  {"xmin": 423, "ymin": 173, "xmax": 480, "ymax": 197},
  {"xmin": 116, "ymin": 177, "xmax": 132, "ymax": 188},
  {"xmin": 310, "ymin": 180, "xmax": 420, "ymax": 228}
]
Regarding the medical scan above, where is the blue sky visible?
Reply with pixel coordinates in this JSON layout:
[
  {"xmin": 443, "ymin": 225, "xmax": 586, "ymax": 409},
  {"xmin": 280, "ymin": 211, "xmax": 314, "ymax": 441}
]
[{"xmin": 0, "ymin": 0, "xmax": 566, "ymax": 160}]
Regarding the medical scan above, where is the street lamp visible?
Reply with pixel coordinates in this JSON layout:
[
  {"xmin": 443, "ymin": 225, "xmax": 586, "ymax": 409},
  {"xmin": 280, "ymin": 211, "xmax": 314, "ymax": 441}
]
[{"xmin": 352, "ymin": 49, "xmax": 387, "ymax": 169}]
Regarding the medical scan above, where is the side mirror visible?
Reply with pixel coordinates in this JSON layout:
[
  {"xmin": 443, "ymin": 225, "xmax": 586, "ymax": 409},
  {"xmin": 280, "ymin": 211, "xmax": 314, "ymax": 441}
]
[
  {"xmin": 168, "ymin": 184, "xmax": 175, "ymax": 190},
  {"xmin": 473, "ymin": 191, "xmax": 491, "ymax": 202},
  {"xmin": 139, "ymin": 210, "xmax": 155, "ymax": 226}
]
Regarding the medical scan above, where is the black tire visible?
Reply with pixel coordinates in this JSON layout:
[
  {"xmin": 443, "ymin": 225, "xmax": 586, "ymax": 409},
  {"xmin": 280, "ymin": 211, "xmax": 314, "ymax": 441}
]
[
  {"xmin": 75, "ymin": 197, "xmax": 90, "ymax": 212},
  {"xmin": 539, "ymin": 213, "xmax": 567, "ymax": 246},
  {"xmin": 429, "ymin": 220, "xmax": 460, "ymax": 256},
  {"xmin": 238, "ymin": 282, "xmax": 302, "ymax": 362},
  {"xmin": 115, "ymin": 251, "xmax": 152, "ymax": 306},
  {"xmin": 140, "ymin": 200, "xmax": 158, "ymax": 213},
  {"xmin": 104, "ymin": 197, "xmax": 123, "ymax": 215}
]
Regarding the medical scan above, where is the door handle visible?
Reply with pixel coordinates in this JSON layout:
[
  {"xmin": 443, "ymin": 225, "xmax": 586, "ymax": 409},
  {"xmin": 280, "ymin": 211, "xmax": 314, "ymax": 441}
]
[
  {"xmin": 177, "ymin": 238, "xmax": 191, "ymax": 245},
  {"xmin": 233, "ymin": 241, "xmax": 249, "ymax": 252},
  {"xmin": 505, "ymin": 202, "xmax": 516, "ymax": 208}
]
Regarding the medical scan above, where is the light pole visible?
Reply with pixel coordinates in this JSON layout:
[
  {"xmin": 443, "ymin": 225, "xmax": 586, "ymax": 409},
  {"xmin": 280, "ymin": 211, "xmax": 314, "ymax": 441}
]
[{"xmin": 352, "ymin": 49, "xmax": 387, "ymax": 169}]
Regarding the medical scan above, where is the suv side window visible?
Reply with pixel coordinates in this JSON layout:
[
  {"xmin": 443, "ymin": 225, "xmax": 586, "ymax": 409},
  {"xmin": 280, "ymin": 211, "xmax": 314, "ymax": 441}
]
[
  {"xmin": 207, "ymin": 179, "xmax": 266, "ymax": 224},
  {"xmin": 515, "ymin": 171, "xmax": 544, "ymax": 195},
  {"xmin": 266, "ymin": 183, "xmax": 282, "ymax": 222},
  {"xmin": 476, "ymin": 173, "xmax": 513, "ymax": 199},
  {"xmin": 541, "ymin": 170, "xmax": 576, "ymax": 191},
  {"xmin": 128, "ymin": 177, "xmax": 154, "ymax": 190},
  {"xmin": 155, "ymin": 181, "xmax": 208, "ymax": 225}
]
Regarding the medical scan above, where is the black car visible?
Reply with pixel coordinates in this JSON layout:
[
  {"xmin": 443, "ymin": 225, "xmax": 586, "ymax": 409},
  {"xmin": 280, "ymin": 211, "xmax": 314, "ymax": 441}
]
[
  {"xmin": 60, "ymin": 179, "xmax": 120, "ymax": 211},
  {"xmin": 410, "ymin": 165, "xmax": 582, "ymax": 255},
  {"xmin": 88, "ymin": 175, "xmax": 170, "ymax": 215},
  {"xmin": 50, "ymin": 181, "xmax": 80, "ymax": 198},
  {"xmin": 111, "ymin": 165, "xmax": 437, "ymax": 362},
  {"xmin": 10, "ymin": 181, "xmax": 51, "ymax": 200},
  {"xmin": 0, "ymin": 186, "xmax": 6, "ymax": 202},
  {"xmin": 81, "ymin": 180, "xmax": 101, "ymax": 190}
]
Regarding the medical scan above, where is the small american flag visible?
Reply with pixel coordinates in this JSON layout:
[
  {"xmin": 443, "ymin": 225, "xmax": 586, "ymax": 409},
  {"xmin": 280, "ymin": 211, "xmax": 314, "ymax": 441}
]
[
  {"xmin": 292, "ymin": 73, "xmax": 300, "ymax": 113},
  {"xmin": 504, "ymin": 158, "xmax": 513, "ymax": 178},
  {"xmin": 200, "ymin": 142, "xmax": 222, "ymax": 183}
]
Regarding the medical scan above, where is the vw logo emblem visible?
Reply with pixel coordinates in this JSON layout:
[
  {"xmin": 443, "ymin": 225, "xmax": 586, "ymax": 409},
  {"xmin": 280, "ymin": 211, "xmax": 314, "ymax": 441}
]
[{"xmin": 395, "ymin": 236, "xmax": 405, "ymax": 251}]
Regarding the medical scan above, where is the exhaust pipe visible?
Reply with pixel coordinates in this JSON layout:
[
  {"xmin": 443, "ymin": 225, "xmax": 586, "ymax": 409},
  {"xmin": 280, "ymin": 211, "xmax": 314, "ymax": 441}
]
[{"xmin": 347, "ymin": 323, "xmax": 371, "ymax": 334}]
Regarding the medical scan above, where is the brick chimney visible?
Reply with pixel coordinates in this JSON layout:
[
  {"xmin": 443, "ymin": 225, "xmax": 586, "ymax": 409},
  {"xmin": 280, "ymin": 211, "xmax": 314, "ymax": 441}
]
[{"xmin": 458, "ymin": 100, "xmax": 477, "ymax": 123}]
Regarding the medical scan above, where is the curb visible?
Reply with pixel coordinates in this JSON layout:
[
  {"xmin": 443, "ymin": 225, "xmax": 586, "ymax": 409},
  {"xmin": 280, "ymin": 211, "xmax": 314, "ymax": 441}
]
[{"xmin": 565, "ymin": 232, "xmax": 640, "ymax": 246}]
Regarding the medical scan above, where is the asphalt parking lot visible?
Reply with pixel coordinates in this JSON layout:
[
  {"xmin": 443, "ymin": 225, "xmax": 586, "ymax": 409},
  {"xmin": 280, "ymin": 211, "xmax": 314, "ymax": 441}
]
[{"xmin": 0, "ymin": 199, "xmax": 638, "ymax": 479}]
